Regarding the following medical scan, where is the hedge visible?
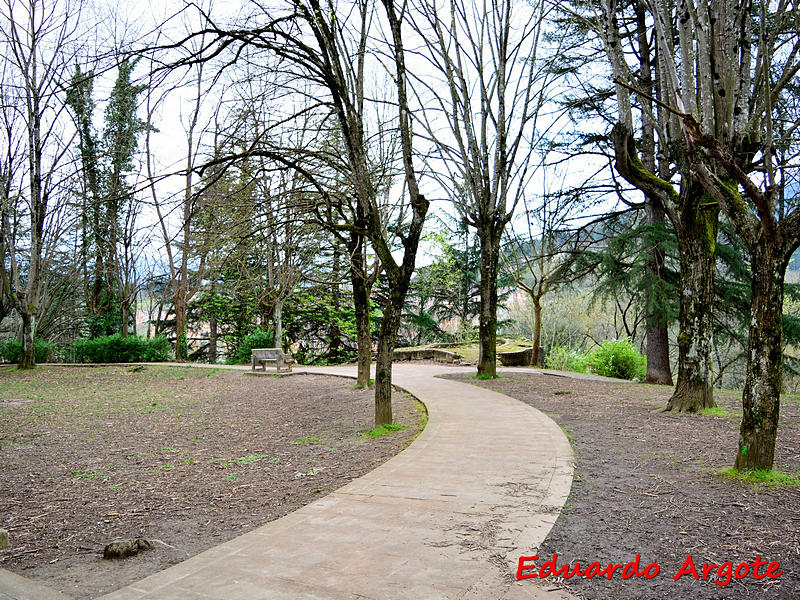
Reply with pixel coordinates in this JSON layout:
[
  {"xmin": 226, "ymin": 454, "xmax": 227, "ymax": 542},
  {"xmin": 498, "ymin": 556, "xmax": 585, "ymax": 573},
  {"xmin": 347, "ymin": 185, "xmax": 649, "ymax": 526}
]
[{"xmin": 73, "ymin": 334, "xmax": 170, "ymax": 363}]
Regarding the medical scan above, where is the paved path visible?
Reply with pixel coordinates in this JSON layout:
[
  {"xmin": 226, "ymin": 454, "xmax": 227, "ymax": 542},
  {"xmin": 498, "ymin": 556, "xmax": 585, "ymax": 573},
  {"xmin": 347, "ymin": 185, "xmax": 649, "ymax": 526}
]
[
  {"xmin": 6, "ymin": 363, "xmax": 578, "ymax": 599},
  {"xmin": 0, "ymin": 569, "xmax": 72, "ymax": 600}
]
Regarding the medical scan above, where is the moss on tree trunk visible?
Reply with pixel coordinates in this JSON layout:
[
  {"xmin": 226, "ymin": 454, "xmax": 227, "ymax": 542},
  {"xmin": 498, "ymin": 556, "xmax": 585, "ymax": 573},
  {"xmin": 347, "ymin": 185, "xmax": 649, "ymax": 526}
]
[
  {"xmin": 734, "ymin": 242, "xmax": 786, "ymax": 471},
  {"xmin": 665, "ymin": 183, "xmax": 718, "ymax": 412}
]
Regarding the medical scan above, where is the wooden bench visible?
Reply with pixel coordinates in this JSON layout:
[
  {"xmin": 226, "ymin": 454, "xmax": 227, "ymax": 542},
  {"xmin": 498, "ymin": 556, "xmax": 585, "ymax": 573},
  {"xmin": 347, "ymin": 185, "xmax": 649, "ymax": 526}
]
[{"xmin": 251, "ymin": 348, "xmax": 295, "ymax": 372}]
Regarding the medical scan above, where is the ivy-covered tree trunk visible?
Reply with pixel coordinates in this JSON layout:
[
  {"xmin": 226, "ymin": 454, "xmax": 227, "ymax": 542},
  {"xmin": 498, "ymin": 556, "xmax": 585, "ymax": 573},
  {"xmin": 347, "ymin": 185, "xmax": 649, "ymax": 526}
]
[
  {"xmin": 477, "ymin": 226, "xmax": 501, "ymax": 378},
  {"xmin": 666, "ymin": 182, "xmax": 718, "ymax": 412},
  {"xmin": 734, "ymin": 241, "xmax": 786, "ymax": 471}
]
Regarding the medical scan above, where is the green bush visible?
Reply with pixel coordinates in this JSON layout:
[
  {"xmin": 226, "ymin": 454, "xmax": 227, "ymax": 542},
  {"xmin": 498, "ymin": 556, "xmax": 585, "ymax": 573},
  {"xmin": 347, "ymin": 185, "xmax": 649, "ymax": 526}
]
[
  {"xmin": 142, "ymin": 336, "xmax": 171, "ymax": 362},
  {"xmin": 73, "ymin": 334, "xmax": 170, "ymax": 363},
  {"xmin": 230, "ymin": 329, "xmax": 274, "ymax": 364},
  {"xmin": 587, "ymin": 339, "xmax": 646, "ymax": 380},
  {"xmin": 1, "ymin": 339, "xmax": 56, "ymax": 363},
  {"xmin": 545, "ymin": 346, "xmax": 588, "ymax": 374}
]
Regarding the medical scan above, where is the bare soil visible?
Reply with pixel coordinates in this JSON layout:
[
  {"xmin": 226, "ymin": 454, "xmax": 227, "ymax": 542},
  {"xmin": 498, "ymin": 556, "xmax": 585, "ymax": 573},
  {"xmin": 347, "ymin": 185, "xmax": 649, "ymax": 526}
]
[
  {"xmin": 452, "ymin": 371, "xmax": 800, "ymax": 600},
  {"xmin": 0, "ymin": 365, "xmax": 422, "ymax": 599}
]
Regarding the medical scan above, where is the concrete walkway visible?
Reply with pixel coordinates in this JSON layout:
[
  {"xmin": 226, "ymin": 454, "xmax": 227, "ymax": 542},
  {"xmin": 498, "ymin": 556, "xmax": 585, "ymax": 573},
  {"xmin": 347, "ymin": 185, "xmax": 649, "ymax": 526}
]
[
  {"xmin": 0, "ymin": 569, "xmax": 72, "ymax": 600},
  {"xmin": 7, "ymin": 363, "xmax": 578, "ymax": 600}
]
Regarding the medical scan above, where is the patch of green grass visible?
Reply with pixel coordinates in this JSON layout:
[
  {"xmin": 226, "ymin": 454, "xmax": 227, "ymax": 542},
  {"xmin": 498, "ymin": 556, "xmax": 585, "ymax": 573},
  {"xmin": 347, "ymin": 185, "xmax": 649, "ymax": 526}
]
[
  {"xmin": 560, "ymin": 425, "xmax": 575, "ymax": 443},
  {"xmin": 72, "ymin": 469, "xmax": 103, "ymax": 479},
  {"xmin": 211, "ymin": 454, "xmax": 276, "ymax": 467},
  {"xmin": 717, "ymin": 467, "xmax": 800, "ymax": 488},
  {"xmin": 231, "ymin": 453, "xmax": 272, "ymax": 465},
  {"xmin": 227, "ymin": 472, "xmax": 238, "ymax": 481},
  {"xmin": 699, "ymin": 406, "xmax": 741, "ymax": 418},
  {"xmin": 150, "ymin": 463, "xmax": 174, "ymax": 472},
  {"xmin": 473, "ymin": 373, "xmax": 499, "ymax": 381},
  {"xmin": 352, "ymin": 378, "xmax": 375, "ymax": 390},
  {"xmin": 292, "ymin": 434, "xmax": 321, "ymax": 445},
  {"xmin": 358, "ymin": 423, "xmax": 408, "ymax": 438}
]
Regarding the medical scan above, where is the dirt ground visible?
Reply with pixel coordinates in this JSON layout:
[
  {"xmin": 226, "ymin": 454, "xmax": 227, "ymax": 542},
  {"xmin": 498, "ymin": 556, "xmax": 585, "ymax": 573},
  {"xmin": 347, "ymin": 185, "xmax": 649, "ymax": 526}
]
[
  {"xmin": 0, "ymin": 365, "xmax": 422, "ymax": 599},
  {"xmin": 453, "ymin": 371, "xmax": 800, "ymax": 600}
]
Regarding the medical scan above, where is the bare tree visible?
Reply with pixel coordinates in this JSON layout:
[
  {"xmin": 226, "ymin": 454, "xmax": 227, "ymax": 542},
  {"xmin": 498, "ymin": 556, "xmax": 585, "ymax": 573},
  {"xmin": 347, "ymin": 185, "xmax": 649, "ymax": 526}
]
[
  {"xmin": 409, "ymin": 0, "xmax": 561, "ymax": 377},
  {"xmin": 0, "ymin": 0, "xmax": 83, "ymax": 368},
  {"xmin": 505, "ymin": 168, "xmax": 586, "ymax": 366},
  {"xmin": 146, "ymin": 17, "xmax": 217, "ymax": 360},
  {"xmin": 251, "ymin": 167, "xmax": 321, "ymax": 347},
  {"xmin": 151, "ymin": 0, "xmax": 428, "ymax": 425},
  {"xmin": 0, "ymin": 68, "xmax": 23, "ymax": 328}
]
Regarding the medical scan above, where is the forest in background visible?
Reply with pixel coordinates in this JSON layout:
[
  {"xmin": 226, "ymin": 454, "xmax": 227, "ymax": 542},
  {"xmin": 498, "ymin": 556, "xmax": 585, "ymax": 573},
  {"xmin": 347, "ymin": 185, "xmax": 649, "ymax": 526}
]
[{"xmin": 1, "ymin": 0, "xmax": 799, "ymax": 470}]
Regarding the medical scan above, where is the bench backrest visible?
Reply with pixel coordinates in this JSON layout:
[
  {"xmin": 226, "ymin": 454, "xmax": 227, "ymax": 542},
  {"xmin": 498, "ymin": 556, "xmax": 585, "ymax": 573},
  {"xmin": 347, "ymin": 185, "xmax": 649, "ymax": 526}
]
[{"xmin": 252, "ymin": 348, "xmax": 282, "ymax": 360}]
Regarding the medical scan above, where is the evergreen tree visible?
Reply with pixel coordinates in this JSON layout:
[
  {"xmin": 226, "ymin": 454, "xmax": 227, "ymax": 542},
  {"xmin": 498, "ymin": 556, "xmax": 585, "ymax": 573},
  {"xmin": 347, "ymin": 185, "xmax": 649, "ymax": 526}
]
[{"xmin": 67, "ymin": 59, "xmax": 147, "ymax": 338}]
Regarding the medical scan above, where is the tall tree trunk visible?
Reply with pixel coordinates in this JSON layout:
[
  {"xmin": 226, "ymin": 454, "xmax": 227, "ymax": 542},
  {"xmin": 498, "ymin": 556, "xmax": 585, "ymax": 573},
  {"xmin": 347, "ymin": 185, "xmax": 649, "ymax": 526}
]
[
  {"xmin": 734, "ymin": 241, "xmax": 786, "ymax": 471},
  {"xmin": 18, "ymin": 309, "xmax": 35, "ymax": 369},
  {"xmin": 477, "ymin": 227, "xmax": 500, "ymax": 378},
  {"xmin": 329, "ymin": 244, "xmax": 342, "ymax": 361},
  {"xmin": 531, "ymin": 295, "xmax": 542, "ymax": 366},
  {"xmin": 351, "ymin": 268, "xmax": 372, "ymax": 388},
  {"xmin": 374, "ymin": 283, "xmax": 405, "ymax": 425},
  {"xmin": 209, "ymin": 312, "xmax": 218, "ymax": 364},
  {"xmin": 208, "ymin": 283, "xmax": 218, "ymax": 363},
  {"xmin": 273, "ymin": 299, "xmax": 284, "ymax": 350},
  {"xmin": 634, "ymin": 4, "xmax": 673, "ymax": 386},
  {"xmin": 644, "ymin": 196, "xmax": 673, "ymax": 385},
  {"xmin": 90, "ymin": 201, "xmax": 104, "ymax": 337},
  {"xmin": 173, "ymin": 288, "xmax": 187, "ymax": 361},
  {"xmin": 348, "ymin": 226, "xmax": 373, "ymax": 388},
  {"xmin": 666, "ymin": 182, "xmax": 718, "ymax": 412},
  {"xmin": 121, "ymin": 300, "xmax": 130, "ymax": 338}
]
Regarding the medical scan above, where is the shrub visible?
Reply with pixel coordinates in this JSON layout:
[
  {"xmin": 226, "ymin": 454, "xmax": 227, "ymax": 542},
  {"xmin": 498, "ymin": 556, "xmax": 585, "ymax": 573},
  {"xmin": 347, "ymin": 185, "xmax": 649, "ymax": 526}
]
[
  {"xmin": 142, "ymin": 336, "xmax": 171, "ymax": 362},
  {"xmin": 73, "ymin": 334, "xmax": 170, "ymax": 363},
  {"xmin": 231, "ymin": 329, "xmax": 274, "ymax": 364},
  {"xmin": 1, "ymin": 339, "xmax": 56, "ymax": 364},
  {"xmin": 586, "ymin": 339, "xmax": 646, "ymax": 380},
  {"xmin": 545, "ymin": 346, "xmax": 588, "ymax": 374}
]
